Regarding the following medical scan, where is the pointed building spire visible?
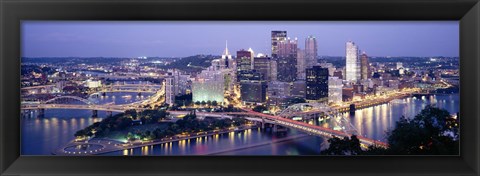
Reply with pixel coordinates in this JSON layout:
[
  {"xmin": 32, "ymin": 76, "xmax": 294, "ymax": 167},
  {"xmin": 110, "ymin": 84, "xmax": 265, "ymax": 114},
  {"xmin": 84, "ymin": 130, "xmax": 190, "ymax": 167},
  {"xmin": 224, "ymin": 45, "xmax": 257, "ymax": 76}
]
[{"xmin": 223, "ymin": 40, "xmax": 229, "ymax": 55}]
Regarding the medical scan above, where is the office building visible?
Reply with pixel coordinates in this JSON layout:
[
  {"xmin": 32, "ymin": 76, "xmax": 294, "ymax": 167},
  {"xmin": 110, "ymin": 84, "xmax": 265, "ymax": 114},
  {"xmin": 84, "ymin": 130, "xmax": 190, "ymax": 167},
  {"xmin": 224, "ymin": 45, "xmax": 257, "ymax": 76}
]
[
  {"xmin": 346, "ymin": 41, "xmax": 361, "ymax": 82},
  {"xmin": 305, "ymin": 35, "xmax": 318, "ymax": 67},
  {"xmin": 328, "ymin": 77, "xmax": 343, "ymax": 105},
  {"xmin": 306, "ymin": 66, "xmax": 329, "ymax": 102},
  {"xmin": 240, "ymin": 80, "xmax": 267, "ymax": 103},
  {"xmin": 277, "ymin": 38, "xmax": 298, "ymax": 82},
  {"xmin": 296, "ymin": 48, "xmax": 306, "ymax": 80},
  {"xmin": 253, "ymin": 56, "xmax": 271, "ymax": 81},
  {"xmin": 271, "ymin": 31, "xmax": 287, "ymax": 59},
  {"xmin": 360, "ymin": 52, "xmax": 370, "ymax": 80},
  {"xmin": 165, "ymin": 77, "xmax": 175, "ymax": 106}
]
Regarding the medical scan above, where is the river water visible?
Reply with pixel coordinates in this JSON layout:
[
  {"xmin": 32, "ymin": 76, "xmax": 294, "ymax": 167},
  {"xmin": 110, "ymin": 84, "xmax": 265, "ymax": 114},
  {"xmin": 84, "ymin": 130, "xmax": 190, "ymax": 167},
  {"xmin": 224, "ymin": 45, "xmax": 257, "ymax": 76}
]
[{"xmin": 21, "ymin": 93, "xmax": 459, "ymax": 155}]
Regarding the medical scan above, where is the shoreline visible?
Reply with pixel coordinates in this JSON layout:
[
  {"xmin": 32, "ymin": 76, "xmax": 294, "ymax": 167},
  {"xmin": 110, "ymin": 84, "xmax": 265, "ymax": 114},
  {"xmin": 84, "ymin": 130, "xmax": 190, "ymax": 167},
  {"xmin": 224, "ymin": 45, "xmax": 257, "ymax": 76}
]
[
  {"xmin": 53, "ymin": 126, "xmax": 257, "ymax": 155},
  {"xmin": 203, "ymin": 134, "xmax": 310, "ymax": 155}
]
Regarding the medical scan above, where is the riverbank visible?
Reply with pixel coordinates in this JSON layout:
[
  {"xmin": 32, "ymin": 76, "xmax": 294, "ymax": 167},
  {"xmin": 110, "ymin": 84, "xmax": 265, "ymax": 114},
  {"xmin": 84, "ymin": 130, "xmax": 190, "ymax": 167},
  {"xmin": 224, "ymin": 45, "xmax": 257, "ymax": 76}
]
[
  {"xmin": 53, "ymin": 125, "xmax": 257, "ymax": 156},
  {"xmin": 203, "ymin": 134, "xmax": 310, "ymax": 155}
]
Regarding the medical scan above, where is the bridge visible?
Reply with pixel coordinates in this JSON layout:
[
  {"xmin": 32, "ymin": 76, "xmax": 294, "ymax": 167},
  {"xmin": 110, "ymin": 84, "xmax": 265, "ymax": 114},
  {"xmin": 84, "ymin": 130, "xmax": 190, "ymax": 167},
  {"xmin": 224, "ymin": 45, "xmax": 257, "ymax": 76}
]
[
  {"xmin": 167, "ymin": 109, "xmax": 388, "ymax": 148},
  {"xmin": 99, "ymin": 83, "xmax": 163, "ymax": 93},
  {"xmin": 21, "ymin": 82, "xmax": 166, "ymax": 117}
]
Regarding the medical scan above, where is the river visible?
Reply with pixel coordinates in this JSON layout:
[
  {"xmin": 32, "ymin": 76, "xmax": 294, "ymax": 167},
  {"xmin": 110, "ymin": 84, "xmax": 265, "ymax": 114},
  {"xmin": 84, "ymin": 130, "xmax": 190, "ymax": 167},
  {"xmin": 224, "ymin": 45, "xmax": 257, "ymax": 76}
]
[{"xmin": 21, "ymin": 93, "xmax": 459, "ymax": 155}]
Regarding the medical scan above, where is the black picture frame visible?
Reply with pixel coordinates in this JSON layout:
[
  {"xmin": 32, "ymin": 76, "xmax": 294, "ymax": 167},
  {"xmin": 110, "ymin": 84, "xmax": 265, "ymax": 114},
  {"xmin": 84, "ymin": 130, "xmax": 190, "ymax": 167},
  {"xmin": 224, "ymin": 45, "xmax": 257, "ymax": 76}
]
[{"xmin": 1, "ymin": 0, "xmax": 479, "ymax": 175}]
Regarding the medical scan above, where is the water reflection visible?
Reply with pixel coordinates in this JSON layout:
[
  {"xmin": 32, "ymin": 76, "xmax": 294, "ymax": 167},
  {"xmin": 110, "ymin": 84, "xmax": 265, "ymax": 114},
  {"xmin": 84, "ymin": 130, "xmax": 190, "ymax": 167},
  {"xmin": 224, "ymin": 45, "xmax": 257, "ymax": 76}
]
[{"xmin": 22, "ymin": 94, "xmax": 459, "ymax": 155}]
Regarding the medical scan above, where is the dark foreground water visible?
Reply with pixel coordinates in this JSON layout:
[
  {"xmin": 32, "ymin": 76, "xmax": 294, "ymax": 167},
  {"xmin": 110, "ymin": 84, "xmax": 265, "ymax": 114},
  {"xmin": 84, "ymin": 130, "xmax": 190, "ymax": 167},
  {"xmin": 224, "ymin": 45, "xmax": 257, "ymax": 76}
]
[{"xmin": 21, "ymin": 94, "xmax": 459, "ymax": 155}]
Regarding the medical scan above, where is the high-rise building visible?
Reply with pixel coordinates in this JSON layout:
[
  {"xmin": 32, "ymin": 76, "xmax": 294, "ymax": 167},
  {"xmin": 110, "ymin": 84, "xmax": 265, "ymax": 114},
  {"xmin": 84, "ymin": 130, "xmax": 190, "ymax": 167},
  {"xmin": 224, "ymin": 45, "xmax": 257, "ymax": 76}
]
[
  {"xmin": 192, "ymin": 69, "xmax": 225, "ymax": 103},
  {"xmin": 270, "ymin": 60, "xmax": 277, "ymax": 81},
  {"xmin": 305, "ymin": 35, "xmax": 318, "ymax": 67},
  {"xmin": 328, "ymin": 77, "xmax": 343, "ymax": 105},
  {"xmin": 360, "ymin": 52, "xmax": 370, "ymax": 80},
  {"xmin": 346, "ymin": 41, "xmax": 361, "ymax": 82},
  {"xmin": 271, "ymin": 31, "xmax": 287, "ymax": 59},
  {"xmin": 277, "ymin": 38, "xmax": 298, "ymax": 82},
  {"xmin": 306, "ymin": 66, "xmax": 329, "ymax": 102},
  {"xmin": 168, "ymin": 69, "xmax": 190, "ymax": 96},
  {"xmin": 236, "ymin": 49, "xmax": 253, "ymax": 81},
  {"xmin": 253, "ymin": 56, "xmax": 271, "ymax": 81},
  {"xmin": 296, "ymin": 48, "xmax": 306, "ymax": 80},
  {"xmin": 291, "ymin": 80, "xmax": 306, "ymax": 98},
  {"xmin": 240, "ymin": 80, "xmax": 267, "ymax": 103},
  {"xmin": 165, "ymin": 77, "xmax": 175, "ymax": 106},
  {"xmin": 221, "ymin": 41, "xmax": 233, "ymax": 69},
  {"xmin": 267, "ymin": 81, "xmax": 291, "ymax": 97}
]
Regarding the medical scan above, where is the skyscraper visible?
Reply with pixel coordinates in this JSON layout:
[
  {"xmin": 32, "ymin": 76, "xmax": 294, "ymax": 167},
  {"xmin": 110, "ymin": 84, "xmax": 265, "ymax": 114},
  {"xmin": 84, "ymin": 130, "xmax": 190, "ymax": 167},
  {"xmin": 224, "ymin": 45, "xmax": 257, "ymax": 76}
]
[
  {"xmin": 306, "ymin": 66, "xmax": 329, "ymax": 101},
  {"xmin": 346, "ymin": 41, "xmax": 360, "ymax": 82},
  {"xmin": 296, "ymin": 48, "xmax": 306, "ymax": 80},
  {"xmin": 236, "ymin": 49, "xmax": 253, "ymax": 82},
  {"xmin": 328, "ymin": 77, "xmax": 343, "ymax": 105},
  {"xmin": 221, "ymin": 41, "xmax": 233, "ymax": 69},
  {"xmin": 360, "ymin": 52, "xmax": 370, "ymax": 80},
  {"xmin": 305, "ymin": 35, "xmax": 318, "ymax": 67},
  {"xmin": 165, "ymin": 77, "xmax": 175, "ymax": 106},
  {"xmin": 240, "ymin": 80, "xmax": 267, "ymax": 104},
  {"xmin": 277, "ymin": 38, "xmax": 298, "ymax": 82},
  {"xmin": 271, "ymin": 31, "xmax": 287, "ymax": 59},
  {"xmin": 253, "ymin": 56, "xmax": 271, "ymax": 81}
]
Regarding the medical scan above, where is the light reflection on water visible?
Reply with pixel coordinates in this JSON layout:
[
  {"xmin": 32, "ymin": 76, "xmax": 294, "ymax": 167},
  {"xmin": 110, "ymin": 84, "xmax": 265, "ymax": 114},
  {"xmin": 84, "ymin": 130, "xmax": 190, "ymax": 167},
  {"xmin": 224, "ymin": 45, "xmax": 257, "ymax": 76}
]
[
  {"xmin": 22, "ymin": 94, "xmax": 459, "ymax": 155},
  {"xmin": 340, "ymin": 94, "xmax": 460, "ymax": 142}
]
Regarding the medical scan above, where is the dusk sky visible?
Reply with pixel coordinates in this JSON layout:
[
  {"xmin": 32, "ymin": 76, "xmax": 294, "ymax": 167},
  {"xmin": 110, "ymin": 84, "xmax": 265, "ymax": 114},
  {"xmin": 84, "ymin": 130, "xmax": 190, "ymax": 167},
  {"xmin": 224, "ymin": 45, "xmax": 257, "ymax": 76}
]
[{"xmin": 22, "ymin": 21, "xmax": 459, "ymax": 58}]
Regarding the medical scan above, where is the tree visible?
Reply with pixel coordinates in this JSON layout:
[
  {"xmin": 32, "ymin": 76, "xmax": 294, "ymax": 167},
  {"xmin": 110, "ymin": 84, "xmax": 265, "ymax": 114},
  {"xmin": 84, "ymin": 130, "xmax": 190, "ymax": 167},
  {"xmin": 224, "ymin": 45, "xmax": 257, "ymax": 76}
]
[
  {"xmin": 320, "ymin": 135, "xmax": 362, "ymax": 155},
  {"xmin": 125, "ymin": 109, "xmax": 137, "ymax": 120},
  {"xmin": 320, "ymin": 106, "xmax": 459, "ymax": 155},
  {"xmin": 387, "ymin": 105, "xmax": 459, "ymax": 155}
]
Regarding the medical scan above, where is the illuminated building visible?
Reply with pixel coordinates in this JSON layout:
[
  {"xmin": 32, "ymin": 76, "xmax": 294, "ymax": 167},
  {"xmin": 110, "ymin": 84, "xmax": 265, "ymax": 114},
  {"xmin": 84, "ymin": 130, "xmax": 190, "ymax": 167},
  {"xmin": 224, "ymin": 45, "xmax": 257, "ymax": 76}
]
[
  {"xmin": 296, "ymin": 48, "xmax": 306, "ymax": 80},
  {"xmin": 360, "ymin": 52, "xmax": 370, "ymax": 80},
  {"xmin": 192, "ymin": 70, "xmax": 225, "ymax": 103},
  {"xmin": 291, "ymin": 80, "xmax": 306, "ymax": 98},
  {"xmin": 85, "ymin": 80, "xmax": 101, "ymax": 88},
  {"xmin": 267, "ymin": 81, "xmax": 291, "ymax": 97},
  {"xmin": 271, "ymin": 31, "xmax": 287, "ymax": 59},
  {"xmin": 253, "ymin": 56, "xmax": 271, "ymax": 81},
  {"xmin": 306, "ymin": 66, "xmax": 329, "ymax": 102},
  {"xmin": 277, "ymin": 38, "xmax": 298, "ymax": 82},
  {"xmin": 221, "ymin": 41, "xmax": 233, "ymax": 69},
  {"xmin": 236, "ymin": 49, "xmax": 253, "ymax": 81},
  {"xmin": 165, "ymin": 77, "xmax": 175, "ymax": 105},
  {"xmin": 328, "ymin": 77, "xmax": 343, "ymax": 104},
  {"xmin": 346, "ymin": 41, "xmax": 360, "ymax": 82},
  {"xmin": 305, "ymin": 35, "xmax": 318, "ymax": 67},
  {"xmin": 240, "ymin": 80, "xmax": 267, "ymax": 104}
]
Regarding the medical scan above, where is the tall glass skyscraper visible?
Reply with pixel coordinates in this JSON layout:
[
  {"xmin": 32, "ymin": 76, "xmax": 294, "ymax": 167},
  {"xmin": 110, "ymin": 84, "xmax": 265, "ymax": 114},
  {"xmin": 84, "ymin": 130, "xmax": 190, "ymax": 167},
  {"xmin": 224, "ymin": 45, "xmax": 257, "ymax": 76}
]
[
  {"xmin": 271, "ymin": 31, "xmax": 287, "ymax": 59},
  {"xmin": 306, "ymin": 66, "xmax": 329, "ymax": 101},
  {"xmin": 360, "ymin": 52, "xmax": 370, "ymax": 80},
  {"xmin": 346, "ymin": 41, "xmax": 360, "ymax": 82},
  {"xmin": 277, "ymin": 38, "xmax": 298, "ymax": 82},
  {"xmin": 305, "ymin": 35, "xmax": 318, "ymax": 68}
]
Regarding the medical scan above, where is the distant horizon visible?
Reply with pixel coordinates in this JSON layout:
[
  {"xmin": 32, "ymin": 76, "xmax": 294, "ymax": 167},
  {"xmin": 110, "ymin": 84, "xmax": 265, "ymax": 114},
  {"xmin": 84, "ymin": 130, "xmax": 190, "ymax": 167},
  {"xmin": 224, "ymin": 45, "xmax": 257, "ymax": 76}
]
[
  {"xmin": 21, "ymin": 54, "xmax": 459, "ymax": 59},
  {"xmin": 22, "ymin": 21, "xmax": 459, "ymax": 58}
]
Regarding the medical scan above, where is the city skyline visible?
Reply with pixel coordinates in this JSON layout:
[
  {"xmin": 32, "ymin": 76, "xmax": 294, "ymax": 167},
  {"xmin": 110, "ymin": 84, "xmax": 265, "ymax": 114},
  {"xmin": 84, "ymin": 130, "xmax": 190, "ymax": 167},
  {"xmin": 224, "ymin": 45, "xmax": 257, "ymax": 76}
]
[{"xmin": 22, "ymin": 21, "xmax": 459, "ymax": 58}]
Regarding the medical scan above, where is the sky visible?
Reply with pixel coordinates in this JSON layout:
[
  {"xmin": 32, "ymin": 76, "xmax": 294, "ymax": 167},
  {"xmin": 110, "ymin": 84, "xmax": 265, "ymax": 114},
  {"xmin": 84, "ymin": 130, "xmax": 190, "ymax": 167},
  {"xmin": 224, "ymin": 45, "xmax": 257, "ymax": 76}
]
[{"xmin": 21, "ymin": 21, "xmax": 459, "ymax": 58}]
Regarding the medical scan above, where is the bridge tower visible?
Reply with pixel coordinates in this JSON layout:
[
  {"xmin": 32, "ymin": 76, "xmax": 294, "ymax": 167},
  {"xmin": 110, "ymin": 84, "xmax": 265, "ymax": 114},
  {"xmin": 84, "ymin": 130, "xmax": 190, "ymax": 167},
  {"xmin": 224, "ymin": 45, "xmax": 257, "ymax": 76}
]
[{"xmin": 349, "ymin": 104, "xmax": 356, "ymax": 114}]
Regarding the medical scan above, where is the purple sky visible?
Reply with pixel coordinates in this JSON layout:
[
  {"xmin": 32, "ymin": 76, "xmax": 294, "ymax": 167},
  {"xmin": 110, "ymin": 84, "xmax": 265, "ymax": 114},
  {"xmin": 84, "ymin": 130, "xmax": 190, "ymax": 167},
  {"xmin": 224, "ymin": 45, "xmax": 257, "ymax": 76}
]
[{"xmin": 22, "ymin": 21, "xmax": 459, "ymax": 58}]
